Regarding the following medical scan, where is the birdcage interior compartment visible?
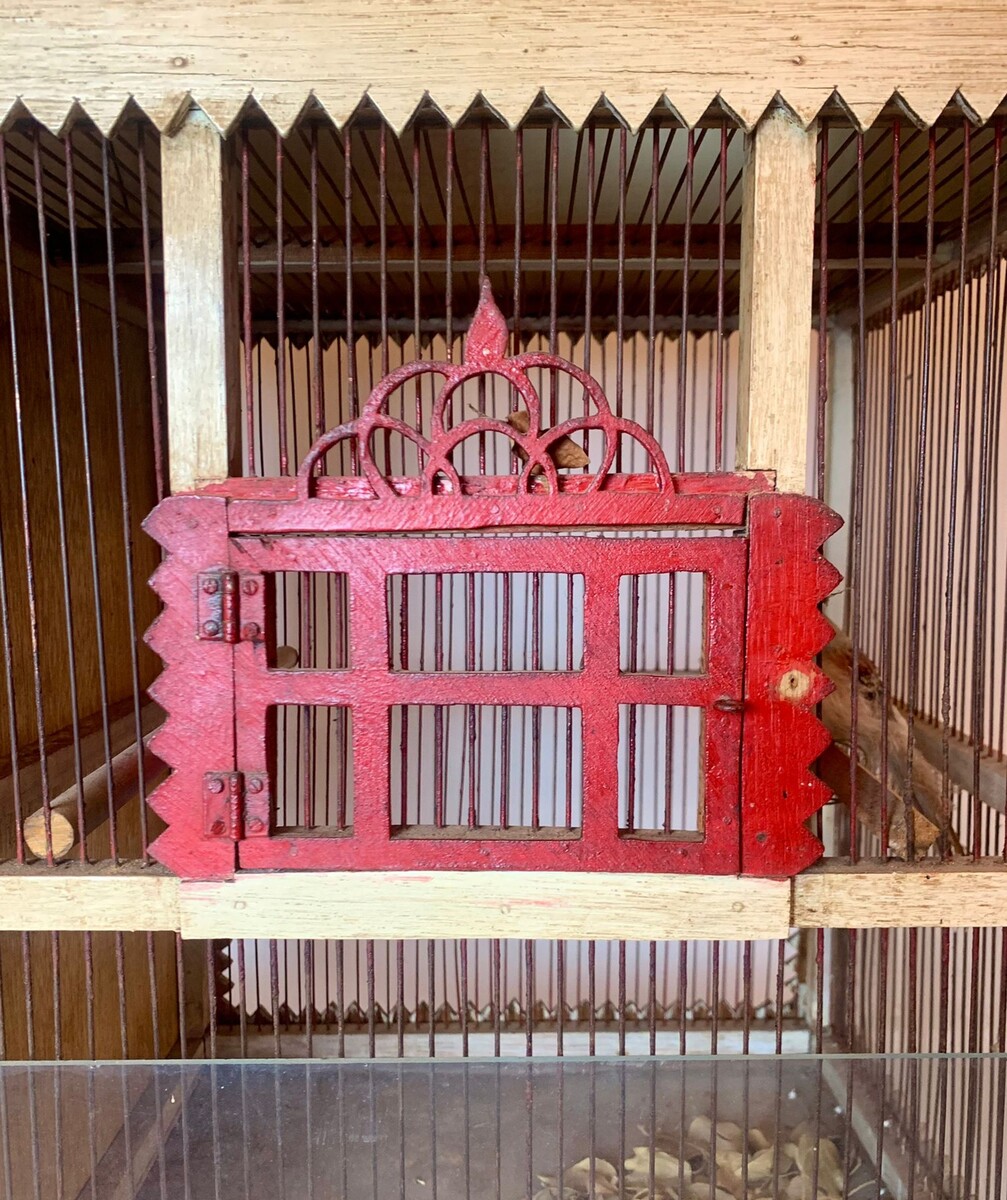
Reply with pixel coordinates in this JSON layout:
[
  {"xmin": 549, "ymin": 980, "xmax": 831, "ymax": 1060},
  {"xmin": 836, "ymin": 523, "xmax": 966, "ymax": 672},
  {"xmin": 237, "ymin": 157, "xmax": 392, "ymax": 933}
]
[{"xmin": 0, "ymin": 64, "xmax": 1006, "ymax": 1200}]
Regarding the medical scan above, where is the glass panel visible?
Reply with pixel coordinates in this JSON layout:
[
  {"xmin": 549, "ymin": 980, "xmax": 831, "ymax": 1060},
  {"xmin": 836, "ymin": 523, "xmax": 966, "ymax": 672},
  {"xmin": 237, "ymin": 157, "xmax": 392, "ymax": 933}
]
[{"xmin": 1, "ymin": 1055, "xmax": 999, "ymax": 1200}]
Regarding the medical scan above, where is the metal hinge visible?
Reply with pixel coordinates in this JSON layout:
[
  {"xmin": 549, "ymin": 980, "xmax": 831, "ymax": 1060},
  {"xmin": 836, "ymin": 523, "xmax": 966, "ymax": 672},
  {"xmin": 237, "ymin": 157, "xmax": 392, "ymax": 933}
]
[
  {"xmin": 203, "ymin": 771, "xmax": 271, "ymax": 840},
  {"xmin": 198, "ymin": 570, "xmax": 239, "ymax": 642},
  {"xmin": 197, "ymin": 571, "xmax": 263, "ymax": 643}
]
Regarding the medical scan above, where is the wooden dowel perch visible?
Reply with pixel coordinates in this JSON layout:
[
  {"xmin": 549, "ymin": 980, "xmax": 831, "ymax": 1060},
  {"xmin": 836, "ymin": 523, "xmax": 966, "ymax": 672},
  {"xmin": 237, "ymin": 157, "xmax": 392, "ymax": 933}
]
[
  {"xmin": 23, "ymin": 737, "xmax": 165, "ymax": 862},
  {"xmin": 905, "ymin": 717, "xmax": 1006, "ymax": 818},
  {"xmin": 822, "ymin": 626, "xmax": 965, "ymax": 858},
  {"xmin": 817, "ymin": 744, "xmax": 942, "ymax": 857}
]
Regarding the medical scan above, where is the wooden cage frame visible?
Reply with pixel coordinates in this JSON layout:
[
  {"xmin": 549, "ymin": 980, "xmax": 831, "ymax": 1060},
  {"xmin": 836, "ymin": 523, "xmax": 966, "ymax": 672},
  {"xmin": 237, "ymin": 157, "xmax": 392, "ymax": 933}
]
[{"xmin": 2, "ymin": 0, "xmax": 1007, "ymax": 943}]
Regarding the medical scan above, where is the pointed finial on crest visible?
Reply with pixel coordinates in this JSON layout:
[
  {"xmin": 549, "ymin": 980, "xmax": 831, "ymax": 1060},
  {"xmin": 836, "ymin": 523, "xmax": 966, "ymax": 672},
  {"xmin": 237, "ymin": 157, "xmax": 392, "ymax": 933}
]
[{"xmin": 464, "ymin": 277, "xmax": 508, "ymax": 365}]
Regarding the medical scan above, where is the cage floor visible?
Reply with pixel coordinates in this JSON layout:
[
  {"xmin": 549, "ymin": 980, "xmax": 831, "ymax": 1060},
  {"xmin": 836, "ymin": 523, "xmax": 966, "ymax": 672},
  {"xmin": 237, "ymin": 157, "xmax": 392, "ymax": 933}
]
[{"xmin": 13, "ymin": 1057, "xmax": 902, "ymax": 1200}]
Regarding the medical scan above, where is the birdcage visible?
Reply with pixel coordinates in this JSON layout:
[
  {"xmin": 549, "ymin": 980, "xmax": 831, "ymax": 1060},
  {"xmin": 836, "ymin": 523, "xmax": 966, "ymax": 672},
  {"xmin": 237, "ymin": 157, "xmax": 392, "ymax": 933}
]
[{"xmin": 1, "ymin": 8, "xmax": 1006, "ymax": 1200}]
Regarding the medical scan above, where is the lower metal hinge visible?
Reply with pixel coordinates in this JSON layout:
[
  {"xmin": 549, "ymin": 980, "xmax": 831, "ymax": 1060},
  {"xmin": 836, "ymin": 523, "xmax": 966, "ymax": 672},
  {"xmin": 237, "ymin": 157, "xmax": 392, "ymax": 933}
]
[{"xmin": 203, "ymin": 771, "xmax": 272, "ymax": 840}]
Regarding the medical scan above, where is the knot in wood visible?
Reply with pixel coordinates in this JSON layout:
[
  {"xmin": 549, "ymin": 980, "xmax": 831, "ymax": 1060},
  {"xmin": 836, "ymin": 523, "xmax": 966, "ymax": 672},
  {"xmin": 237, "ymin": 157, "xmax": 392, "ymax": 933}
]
[{"xmin": 777, "ymin": 668, "xmax": 812, "ymax": 702}]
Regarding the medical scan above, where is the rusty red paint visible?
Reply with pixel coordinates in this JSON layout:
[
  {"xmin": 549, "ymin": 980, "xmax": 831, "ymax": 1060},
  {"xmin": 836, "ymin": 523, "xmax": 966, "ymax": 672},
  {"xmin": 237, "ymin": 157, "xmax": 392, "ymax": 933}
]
[{"xmin": 144, "ymin": 282, "xmax": 841, "ymax": 881}]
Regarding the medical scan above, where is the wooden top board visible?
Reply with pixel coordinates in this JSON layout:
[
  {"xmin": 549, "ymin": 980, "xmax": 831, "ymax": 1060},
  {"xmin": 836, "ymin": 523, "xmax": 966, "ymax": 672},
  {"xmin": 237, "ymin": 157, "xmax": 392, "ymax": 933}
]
[{"xmin": 3, "ymin": 0, "xmax": 1007, "ymax": 135}]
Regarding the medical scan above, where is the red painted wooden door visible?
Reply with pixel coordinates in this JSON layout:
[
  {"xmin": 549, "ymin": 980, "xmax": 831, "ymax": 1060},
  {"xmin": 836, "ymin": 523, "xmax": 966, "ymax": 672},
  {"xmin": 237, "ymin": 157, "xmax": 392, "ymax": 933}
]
[{"xmin": 145, "ymin": 283, "xmax": 840, "ymax": 881}]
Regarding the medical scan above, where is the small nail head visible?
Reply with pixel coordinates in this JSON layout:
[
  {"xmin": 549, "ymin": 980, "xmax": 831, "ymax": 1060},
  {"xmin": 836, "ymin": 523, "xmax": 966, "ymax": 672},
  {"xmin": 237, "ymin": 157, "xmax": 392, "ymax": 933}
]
[{"xmin": 206, "ymin": 778, "xmax": 224, "ymax": 795}]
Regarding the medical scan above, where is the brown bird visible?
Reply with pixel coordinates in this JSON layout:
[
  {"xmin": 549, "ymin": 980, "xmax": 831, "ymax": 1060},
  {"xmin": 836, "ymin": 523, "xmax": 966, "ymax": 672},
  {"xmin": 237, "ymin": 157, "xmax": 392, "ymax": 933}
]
[
  {"xmin": 821, "ymin": 624, "xmax": 961, "ymax": 858},
  {"xmin": 504, "ymin": 409, "xmax": 590, "ymax": 471}
]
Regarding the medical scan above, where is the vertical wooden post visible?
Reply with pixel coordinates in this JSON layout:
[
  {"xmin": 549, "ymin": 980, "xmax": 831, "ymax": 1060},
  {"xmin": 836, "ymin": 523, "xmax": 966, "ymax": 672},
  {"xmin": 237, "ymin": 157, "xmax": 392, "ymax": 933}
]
[
  {"xmin": 736, "ymin": 106, "xmax": 818, "ymax": 494},
  {"xmin": 161, "ymin": 106, "xmax": 239, "ymax": 492},
  {"xmin": 160, "ymin": 105, "xmax": 239, "ymax": 1039}
]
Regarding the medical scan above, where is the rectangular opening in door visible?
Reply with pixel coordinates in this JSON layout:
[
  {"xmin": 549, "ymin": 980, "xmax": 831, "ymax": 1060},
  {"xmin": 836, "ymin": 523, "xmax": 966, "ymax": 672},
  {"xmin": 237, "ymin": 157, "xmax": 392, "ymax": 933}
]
[
  {"xmin": 618, "ymin": 704, "xmax": 704, "ymax": 835},
  {"xmin": 272, "ymin": 704, "xmax": 354, "ymax": 831},
  {"xmin": 389, "ymin": 704, "xmax": 583, "ymax": 835},
  {"xmin": 387, "ymin": 573, "xmax": 586, "ymax": 672},
  {"xmin": 269, "ymin": 573, "xmax": 350, "ymax": 670},
  {"xmin": 619, "ymin": 571, "xmax": 707, "ymax": 674}
]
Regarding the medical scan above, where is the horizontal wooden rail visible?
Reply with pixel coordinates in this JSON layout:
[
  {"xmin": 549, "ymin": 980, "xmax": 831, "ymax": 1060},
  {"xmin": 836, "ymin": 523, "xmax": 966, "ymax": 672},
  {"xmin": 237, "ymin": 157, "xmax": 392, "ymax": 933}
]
[{"xmin": 2, "ymin": 862, "xmax": 1007, "ymax": 937}]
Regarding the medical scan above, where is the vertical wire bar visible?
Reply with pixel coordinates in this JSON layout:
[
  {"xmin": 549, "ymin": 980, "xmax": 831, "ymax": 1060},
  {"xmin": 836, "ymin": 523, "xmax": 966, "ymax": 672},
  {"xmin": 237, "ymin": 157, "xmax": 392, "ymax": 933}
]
[
  {"xmin": 972, "ymin": 120, "xmax": 1001, "ymax": 852},
  {"xmin": 49, "ymin": 934, "xmax": 63, "ymax": 1200},
  {"xmin": 276, "ymin": 130, "xmax": 289, "ymax": 473},
  {"xmin": 878, "ymin": 120, "xmax": 901, "ymax": 858},
  {"xmin": 18, "ymin": 932, "xmax": 43, "ymax": 1200},
  {"xmin": 33, "ymin": 131, "xmax": 85, "ymax": 840},
  {"xmin": 614, "ymin": 127, "xmax": 626, "ymax": 471},
  {"xmin": 102, "ymin": 135, "xmax": 150, "ymax": 859},
  {"xmin": 715, "ymin": 126, "xmax": 727, "ymax": 470},
  {"xmin": 310, "ymin": 126, "xmax": 324, "ymax": 442},
  {"xmin": 0, "ymin": 392, "xmax": 22, "ymax": 861},
  {"xmin": 816, "ymin": 123, "xmax": 829, "ymax": 500},
  {"xmin": 0, "ymin": 934, "xmax": 14, "ymax": 1200},
  {"xmin": 677, "ymin": 129, "xmax": 694, "ymax": 473},
  {"xmin": 242, "ymin": 129, "xmax": 256, "ymax": 473},
  {"xmin": 67, "ymin": 127, "xmax": 119, "ymax": 861},
  {"xmin": 344, "ymin": 128, "xmax": 358, "ymax": 471},
  {"xmin": 137, "ymin": 125, "xmax": 166, "ymax": 504},
  {"xmin": 905, "ymin": 129, "xmax": 937, "ymax": 863},
  {"xmin": 942, "ymin": 122, "xmax": 971, "ymax": 856},
  {"xmin": 114, "ymin": 932, "xmax": 136, "ymax": 1194},
  {"xmin": 0, "ymin": 132, "xmax": 53, "ymax": 862}
]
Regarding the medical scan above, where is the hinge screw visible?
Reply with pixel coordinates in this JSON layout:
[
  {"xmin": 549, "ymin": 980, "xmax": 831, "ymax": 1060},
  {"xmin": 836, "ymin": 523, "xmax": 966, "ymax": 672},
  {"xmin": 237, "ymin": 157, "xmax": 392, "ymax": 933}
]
[
  {"xmin": 202, "ymin": 579, "xmax": 219, "ymax": 595},
  {"xmin": 247, "ymin": 777, "xmax": 264, "ymax": 794},
  {"xmin": 209, "ymin": 819, "xmax": 225, "ymax": 836},
  {"xmin": 202, "ymin": 620, "xmax": 220, "ymax": 637},
  {"xmin": 206, "ymin": 778, "xmax": 224, "ymax": 794},
  {"xmin": 242, "ymin": 579, "xmax": 259, "ymax": 596},
  {"xmin": 242, "ymin": 622, "xmax": 261, "ymax": 641},
  {"xmin": 248, "ymin": 817, "xmax": 265, "ymax": 833}
]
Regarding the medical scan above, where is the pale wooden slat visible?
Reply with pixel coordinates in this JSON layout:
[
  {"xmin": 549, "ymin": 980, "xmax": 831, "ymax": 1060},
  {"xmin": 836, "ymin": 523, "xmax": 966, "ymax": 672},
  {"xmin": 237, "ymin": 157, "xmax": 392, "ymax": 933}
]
[
  {"xmin": 178, "ymin": 871, "xmax": 793, "ymax": 940},
  {"xmin": 736, "ymin": 106, "xmax": 819, "ymax": 494},
  {"xmin": 5, "ymin": 2, "xmax": 1007, "ymax": 134},
  {"xmin": 6, "ymin": 863, "xmax": 1007, "ymax": 936},
  {"xmin": 161, "ymin": 107, "xmax": 239, "ymax": 492},
  {"xmin": 0, "ymin": 867, "xmax": 180, "ymax": 932},
  {"xmin": 792, "ymin": 863, "xmax": 1007, "ymax": 929}
]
